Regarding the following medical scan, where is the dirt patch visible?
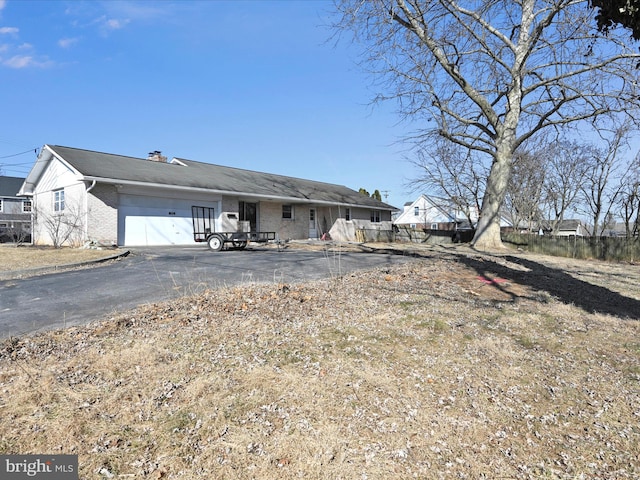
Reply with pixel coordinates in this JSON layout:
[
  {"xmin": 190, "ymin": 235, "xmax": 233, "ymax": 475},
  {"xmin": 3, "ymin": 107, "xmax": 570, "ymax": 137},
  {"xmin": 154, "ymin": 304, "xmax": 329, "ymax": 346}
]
[
  {"xmin": 1, "ymin": 246, "xmax": 638, "ymax": 479},
  {"xmin": 362, "ymin": 242, "xmax": 640, "ymax": 316}
]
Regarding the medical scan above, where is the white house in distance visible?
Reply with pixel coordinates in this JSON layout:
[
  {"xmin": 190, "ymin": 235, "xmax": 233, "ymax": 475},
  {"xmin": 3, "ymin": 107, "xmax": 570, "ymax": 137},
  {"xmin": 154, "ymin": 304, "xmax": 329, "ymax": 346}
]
[
  {"xmin": 394, "ymin": 194, "xmax": 477, "ymax": 230},
  {"xmin": 549, "ymin": 219, "xmax": 589, "ymax": 237},
  {"xmin": 18, "ymin": 145, "xmax": 396, "ymax": 247}
]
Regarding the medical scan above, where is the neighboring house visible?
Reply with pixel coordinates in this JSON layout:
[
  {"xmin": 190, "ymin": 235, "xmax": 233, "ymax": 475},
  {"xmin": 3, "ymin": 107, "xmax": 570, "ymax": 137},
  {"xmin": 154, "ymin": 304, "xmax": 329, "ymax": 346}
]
[
  {"xmin": 0, "ymin": 175, "xmax": 32, "ymax": 243},
  {"xmin": 600, "ymin": 221, "xmax": 631, "ymax": 237},
  {"xmin": 393, "ymin": 194, "xmax": 478, "ymax": 230},
  {"xmin": 556, "ymin": 219, "xmax": 591, "ymax": 237},
  {"xmin": 546, "ymin": 219, "xmax": 589, "ymax": 237},
  {"xmin": 18, "ymin": 145, "xmax": 396, "ymax": 247}
]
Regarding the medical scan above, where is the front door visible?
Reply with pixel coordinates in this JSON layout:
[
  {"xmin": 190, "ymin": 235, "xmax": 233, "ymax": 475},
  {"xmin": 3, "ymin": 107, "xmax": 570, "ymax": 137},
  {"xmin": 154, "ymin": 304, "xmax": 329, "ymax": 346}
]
[
  {"xmin": 239, "ymin": 201, "xmax": 257, "ymax": 232},
  {"xmin": 309, "ymin": 208, "xmax": 318, "ymax": 239}
]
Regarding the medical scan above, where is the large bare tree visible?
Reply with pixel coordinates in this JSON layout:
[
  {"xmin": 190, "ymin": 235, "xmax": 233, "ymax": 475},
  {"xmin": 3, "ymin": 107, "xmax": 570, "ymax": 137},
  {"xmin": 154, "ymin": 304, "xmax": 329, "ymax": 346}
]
[{"xmin": 333, "ymin": 0, "xmax": 640, "ymax": 249}]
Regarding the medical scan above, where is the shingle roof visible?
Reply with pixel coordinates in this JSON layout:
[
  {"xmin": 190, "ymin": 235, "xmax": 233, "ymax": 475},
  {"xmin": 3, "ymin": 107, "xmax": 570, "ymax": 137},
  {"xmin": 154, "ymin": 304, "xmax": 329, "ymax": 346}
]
[
  {"xmin": 0, "ymin": 176, "xmax": 26, "ymax": 197},
  {"xmin": 557, "ymin": 219, "xmax": 582, "ymax": 231},
  {"xmin": 47, "ymin": 145, "xmax": 396, "ymax": 210}
]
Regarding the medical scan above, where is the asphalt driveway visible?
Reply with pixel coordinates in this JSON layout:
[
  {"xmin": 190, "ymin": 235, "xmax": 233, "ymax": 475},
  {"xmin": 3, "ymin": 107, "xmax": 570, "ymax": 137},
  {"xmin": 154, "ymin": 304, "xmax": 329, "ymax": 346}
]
[{"xmin": 0, "ymin": 245, "xmax": 416, "ymax": 339}]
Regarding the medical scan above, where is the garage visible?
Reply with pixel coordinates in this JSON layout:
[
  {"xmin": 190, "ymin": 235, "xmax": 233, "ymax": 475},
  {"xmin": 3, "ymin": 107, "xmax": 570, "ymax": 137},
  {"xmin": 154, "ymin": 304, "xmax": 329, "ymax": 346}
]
[{"xmin": 118, "ymin": 194, "xmax": 217, "ymax": 246}]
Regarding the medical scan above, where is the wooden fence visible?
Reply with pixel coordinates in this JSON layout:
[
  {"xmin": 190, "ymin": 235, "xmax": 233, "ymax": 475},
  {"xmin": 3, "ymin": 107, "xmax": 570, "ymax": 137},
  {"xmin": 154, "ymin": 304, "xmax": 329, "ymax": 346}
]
[
  {"xmin": 502, "ymin": 233, "xmax": 640, "ymax": 262},
  {"xmin": 392, "ymin": 227, "xmax": 454, "ymax": 245},
  {"xmin": 357, "ymin": 226, "xmax": 475, "ymax": 245},
  {"xmin": 353, "ymin": 229, "xmax": 639, "ymax": 261},
  {"xmin": 354, "ymin": 228, "xmax": 395, "ymax": 243}
]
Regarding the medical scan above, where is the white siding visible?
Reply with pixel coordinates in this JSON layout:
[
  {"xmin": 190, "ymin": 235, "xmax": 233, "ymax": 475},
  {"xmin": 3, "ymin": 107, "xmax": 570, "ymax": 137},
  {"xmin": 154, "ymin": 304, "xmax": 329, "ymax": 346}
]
[
  {"xmin": 31, "ymin": 158, "xmax": 87, "ymax": 246},
  {"xmin": 35, "ymin": 158, "xmax": 81, "ymax": 192},
  {"xmin": 394, "ymin": 196, "xmax": 452, "ymax": 227}
]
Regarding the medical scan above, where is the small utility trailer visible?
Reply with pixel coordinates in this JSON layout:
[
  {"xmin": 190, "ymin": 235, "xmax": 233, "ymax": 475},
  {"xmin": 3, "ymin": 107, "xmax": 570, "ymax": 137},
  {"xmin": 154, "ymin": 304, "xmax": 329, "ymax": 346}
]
[{"xmin": 192, "ymin": 206, "xmax": 276, "ymax": 251}]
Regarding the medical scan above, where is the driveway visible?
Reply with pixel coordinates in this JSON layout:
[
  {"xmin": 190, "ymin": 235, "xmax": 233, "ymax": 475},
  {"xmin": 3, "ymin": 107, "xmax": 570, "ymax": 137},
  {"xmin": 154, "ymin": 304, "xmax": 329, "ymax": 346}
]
[{"xmin": 0, "ymin": 245, "xmax": 416, "ymax": 339}]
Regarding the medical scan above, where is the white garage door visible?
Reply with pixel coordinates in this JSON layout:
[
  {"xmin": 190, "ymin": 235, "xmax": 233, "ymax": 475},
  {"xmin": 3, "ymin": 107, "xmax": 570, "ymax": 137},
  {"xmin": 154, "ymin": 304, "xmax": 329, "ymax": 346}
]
[{"xmin": 119, "ymin": 195, "xmax": 214, "ymax": 246}]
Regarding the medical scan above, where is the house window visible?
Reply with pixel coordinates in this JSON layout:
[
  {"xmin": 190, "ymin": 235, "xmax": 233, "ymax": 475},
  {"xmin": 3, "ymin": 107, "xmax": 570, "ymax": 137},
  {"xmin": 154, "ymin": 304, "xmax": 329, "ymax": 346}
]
[
  {"xmin": 54, "ymin": 189, "xmax": 65, "ymax": 212},
  {"xmin": 431, "ymin": 223, "xmax": 438, "ymax": 230},
  {"xmin": 0, "ymin": 199, "xmax": 3, "ymax": 212},
  {"xmin": 370, "ymin": 210, "xmax": 381, "ymax": 223},
  {"xmin": 414, "ymin": 206, "xmax": 419, "ymax": 216},
  {"xmin": 22, "ymin": 200, "xmax": 32, "ymax": 213},
  {"xmin": 282, "ymin": 204, "xmax": 293, "ymax": 219},
  {"xmin": 345, "ymin": 208, "xmax": 351, "ymax": 221}
]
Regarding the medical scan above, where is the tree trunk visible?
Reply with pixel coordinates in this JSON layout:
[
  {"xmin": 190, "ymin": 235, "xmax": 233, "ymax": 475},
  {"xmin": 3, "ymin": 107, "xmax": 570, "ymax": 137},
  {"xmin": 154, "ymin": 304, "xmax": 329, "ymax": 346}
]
[{"xmin": 472, "ymin": 151, "xmax": 513, "ymax": 250}]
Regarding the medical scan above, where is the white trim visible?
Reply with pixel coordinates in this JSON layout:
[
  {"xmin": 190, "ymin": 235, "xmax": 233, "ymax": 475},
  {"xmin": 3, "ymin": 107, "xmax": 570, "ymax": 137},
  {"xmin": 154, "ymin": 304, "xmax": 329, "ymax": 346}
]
[
  {"xmin": 19, "ymin": 144, "xmax": 82, "ymax": 196},
  {"xmin": 53, "ymin": 188, "xmax": 65, "ymax": 212},
  {"xmin": 80, "ymin": 175, "xmax": 394, "ymax": 211}
]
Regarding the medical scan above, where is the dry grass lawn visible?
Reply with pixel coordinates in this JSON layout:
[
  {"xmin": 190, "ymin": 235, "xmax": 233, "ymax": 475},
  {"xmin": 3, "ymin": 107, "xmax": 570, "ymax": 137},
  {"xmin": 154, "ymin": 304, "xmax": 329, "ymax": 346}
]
[
  {"xmin": 0, "ymin": 245, "xmax": 122, "ymax": 273},
  {"xmin": 0, "ymin": 244, "xmax": 639, "ymax": 479}
]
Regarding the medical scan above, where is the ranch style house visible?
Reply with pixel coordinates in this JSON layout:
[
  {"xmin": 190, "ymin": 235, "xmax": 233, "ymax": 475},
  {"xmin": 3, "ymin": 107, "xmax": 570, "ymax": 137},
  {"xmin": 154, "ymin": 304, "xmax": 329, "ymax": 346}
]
[{"xmin": 18, "ymin": 145, "xmax": 396, "ymax": 247}]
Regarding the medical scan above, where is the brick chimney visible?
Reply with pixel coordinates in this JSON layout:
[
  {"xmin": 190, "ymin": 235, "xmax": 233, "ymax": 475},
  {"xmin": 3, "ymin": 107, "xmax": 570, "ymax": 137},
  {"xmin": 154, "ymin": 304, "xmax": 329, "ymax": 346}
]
[{"xmin": 147, "ymin": 150, "xmax": 167, "ymax": 162}]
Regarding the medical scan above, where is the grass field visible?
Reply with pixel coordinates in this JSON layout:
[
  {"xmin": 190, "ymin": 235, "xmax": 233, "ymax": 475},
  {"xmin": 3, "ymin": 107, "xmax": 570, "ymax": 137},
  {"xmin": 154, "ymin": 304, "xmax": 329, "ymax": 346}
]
[{"xmin": 0, "ymin": 245, "xmax": 639, "ymax": 479}]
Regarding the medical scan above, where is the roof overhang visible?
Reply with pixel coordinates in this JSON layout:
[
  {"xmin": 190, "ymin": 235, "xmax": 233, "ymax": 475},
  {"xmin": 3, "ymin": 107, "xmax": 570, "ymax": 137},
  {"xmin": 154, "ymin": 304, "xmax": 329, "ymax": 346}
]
[
  {"xmin": 82, "ymin": 175, "xmax": 396, "ymax": 211},
  {"xmin": 18, "ymin": 144, "xmax": 80, "ymax": 197}
]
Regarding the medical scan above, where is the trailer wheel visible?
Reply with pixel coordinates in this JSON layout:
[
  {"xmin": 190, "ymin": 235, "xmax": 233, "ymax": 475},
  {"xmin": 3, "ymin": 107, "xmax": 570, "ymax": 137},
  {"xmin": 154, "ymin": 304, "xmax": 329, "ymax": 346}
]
[
  {"xmin": 207, "ymin": 234, "xmax": 224, "ymax": 251},
  {"xmin": 232, "ymin": 240, "xmax": 248, "ymax": 250}
]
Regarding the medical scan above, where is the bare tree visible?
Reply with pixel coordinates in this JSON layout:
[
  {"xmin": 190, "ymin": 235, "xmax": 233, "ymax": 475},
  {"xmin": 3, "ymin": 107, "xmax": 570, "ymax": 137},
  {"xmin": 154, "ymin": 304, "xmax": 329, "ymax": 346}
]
[
  {"xmin": 616, "ymin": 151, "xmax": 640, "ymax": 238},
  {"xmin": 333, "ymin": 0, "xmax": 640, "ymax": 249},
  {"xmin": 3, "ymin": 223, "xmax": 31, "ymax": 245},
  {"xmin": 580, "ymin": 125, "xmax": 631, "ymax": 236},
  {"xmin": 33, "ymin": 199, "xmax": 85, "ymax": 248},
  {"xmin": 504, "ymin": 150, "xmax": 546, "ymax": 233},
  {"xmin": 409, "ymin": 138, "xmax": 485, "ymax": 228},
  {"xmin": 539, "ymin": 139, "xmax": 593, "ymax": 234}
]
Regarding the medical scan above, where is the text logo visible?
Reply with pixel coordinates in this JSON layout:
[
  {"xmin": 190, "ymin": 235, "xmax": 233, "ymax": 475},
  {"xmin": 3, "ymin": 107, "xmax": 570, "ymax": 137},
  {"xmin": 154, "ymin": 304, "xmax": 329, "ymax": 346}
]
[{"xmin": 0, "ymin": 456, "xmax": 78, "ymax": 479}]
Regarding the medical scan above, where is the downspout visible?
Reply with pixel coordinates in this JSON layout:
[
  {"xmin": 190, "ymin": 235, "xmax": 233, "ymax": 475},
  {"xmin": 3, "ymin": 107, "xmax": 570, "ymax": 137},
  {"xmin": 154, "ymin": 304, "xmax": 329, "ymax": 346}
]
[{"xmin": 84, "ymin": 180, "xmax": 96, "ymax": 244}]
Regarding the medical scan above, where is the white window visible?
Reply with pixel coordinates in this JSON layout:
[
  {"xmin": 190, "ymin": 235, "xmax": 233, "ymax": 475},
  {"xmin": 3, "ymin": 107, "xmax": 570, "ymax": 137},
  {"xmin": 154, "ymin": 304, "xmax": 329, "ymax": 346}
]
[
  {"xmin": 22, "ymin": 200, "xmax": 32, "ymax": 213},
  {"xmin": 54, "ymin": 189, "xmax": 65, "ymax": 212},
  {"xmin": 414, "ymin": 206, "xmax": 419, "ymax": 216},
  {"xmin": 370, "ymin": 210, "xmax": 381, "ymax": 223},
  {"xmin": 345, "ymin": 208, "xmax": 351, "ymax": 221},
  {"xmin": 0, "ymin": 199, "xmax": 3, "ymax": 212},
  {"xmin": 431, "ymin": 223, "xmax": 438, "ymax": 230},
  {"xmin": 282, "ymin": 204, "xmax": 293, "ymax": 220}
]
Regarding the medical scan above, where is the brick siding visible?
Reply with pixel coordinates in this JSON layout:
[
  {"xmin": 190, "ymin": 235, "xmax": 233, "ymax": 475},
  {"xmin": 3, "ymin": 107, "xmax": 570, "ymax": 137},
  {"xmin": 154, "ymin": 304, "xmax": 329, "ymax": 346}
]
[{"xmin": 87, "ymin": 184, "xmax": 118, "ymax": 245}]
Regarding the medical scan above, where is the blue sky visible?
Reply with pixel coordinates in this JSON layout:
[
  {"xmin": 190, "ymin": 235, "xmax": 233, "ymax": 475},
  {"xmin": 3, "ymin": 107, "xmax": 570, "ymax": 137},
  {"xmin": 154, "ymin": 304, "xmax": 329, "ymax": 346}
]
[{"xmin": 0, "ymin": 0, "xmax": 415, "ymax": 208}]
